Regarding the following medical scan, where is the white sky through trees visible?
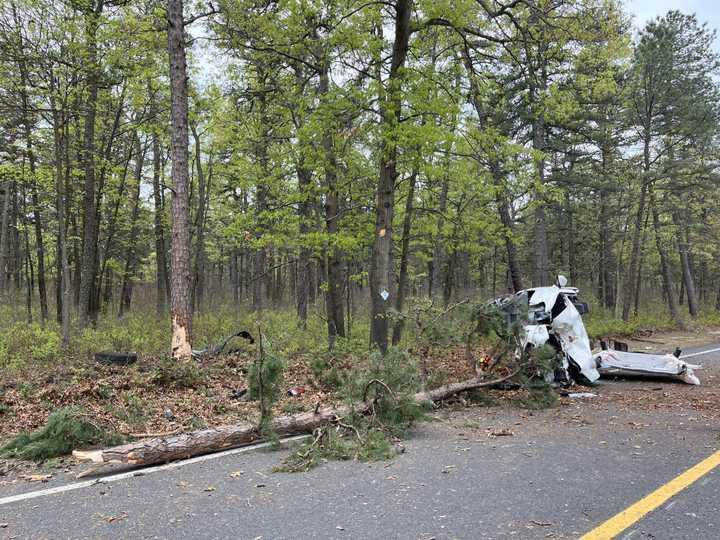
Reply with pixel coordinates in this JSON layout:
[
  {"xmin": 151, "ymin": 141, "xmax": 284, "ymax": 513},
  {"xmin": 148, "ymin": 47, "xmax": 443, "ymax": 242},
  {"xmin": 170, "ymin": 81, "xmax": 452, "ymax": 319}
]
[{"xmin": 626, "ymin": 0, "xmax": 720, "ymax": 51}]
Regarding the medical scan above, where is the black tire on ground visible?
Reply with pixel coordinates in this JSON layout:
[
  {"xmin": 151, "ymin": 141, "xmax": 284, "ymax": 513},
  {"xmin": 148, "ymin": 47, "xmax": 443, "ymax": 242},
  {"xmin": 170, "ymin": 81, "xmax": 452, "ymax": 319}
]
[{"xmin": 94, "ymin": 352, "xmax": 138, "ymax": 366}]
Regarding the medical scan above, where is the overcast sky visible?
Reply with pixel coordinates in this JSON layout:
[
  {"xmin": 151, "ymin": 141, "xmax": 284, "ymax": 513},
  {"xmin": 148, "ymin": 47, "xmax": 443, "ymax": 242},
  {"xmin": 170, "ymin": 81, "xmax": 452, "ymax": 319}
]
[{"xmin": 626, "ymin": 0, "xmax": 720, "ymax": 50}]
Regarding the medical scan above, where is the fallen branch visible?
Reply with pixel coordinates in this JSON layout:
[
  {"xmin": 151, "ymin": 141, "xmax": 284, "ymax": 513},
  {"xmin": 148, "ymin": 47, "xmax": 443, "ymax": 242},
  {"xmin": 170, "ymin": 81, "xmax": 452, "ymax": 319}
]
[{"xmin": 73, "ymin": 371, "xmax": 517, "ymax": 467}]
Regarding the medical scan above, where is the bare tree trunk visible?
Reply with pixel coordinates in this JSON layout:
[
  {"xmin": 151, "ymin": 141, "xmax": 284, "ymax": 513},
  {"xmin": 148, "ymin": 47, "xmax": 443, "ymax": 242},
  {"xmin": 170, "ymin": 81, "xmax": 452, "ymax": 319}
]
[
  {"xmin": 251, "ymin": 67, "xmax": 271, "ymax": 312},
  {"xmin": 190, "ymin": 124, "xmax": 208, "ymax": 313},
  {"xmin": 78, "ymin": 0, "xmax": 103, "ymax": 326},
  {"xmin": 622, "ymin": 179, "xmax": 648, "ymax": 321},
  {"xmin": 649, "ymin": 188, "xmax": 683, "ymax": 328},
  {"xmin": 17, "ymin": 43, "xmax": 48, "ymax": 321},
  {"xmin": 74, "ymin": 371, "xmax": 518, "ymax": 467},
  {"xmin": 530, "ymin": 111, "xmax": 547, "ymax": 285},
  {"xmin": 295, "ymin": 165, "xmax": 312, "ymax": 327},
  {"xmin": 492, "ymin": 164, "xmax": 522, "ymax": 292},
  {"xmin": 430, "ymin": 168, "xmax": 449, "ymax": 299},
  {"xmin": 598, "ymin": 187, "xmax": 616, "ymax": 310},
  {"xmin": 0, "ymin": 181, "xmax": 10, "ymax": 292},
  {"xmin": 318, "ymin": 61, "xmax": 345, "ymax": 348},
  {"xmin": 673, "ymin": 210, "xmax": 699, "ymax": 317},
  {"xmin": 392, "ymin": 166, "xmax": 418, "ymax": 345},
  {"xmin": 119, "ymin": 136, "xmax": 145, "ymax": 317},
  {"xmin": 151, "ymin": 116, "xmax": 169, "ymax": 315},
  {"xmin": 18, "ymin": 180, "xmax": 33, "ymax": 322},
  {"xmin": 51, "ymin": 87, "xmax": 71, "ymax": 346},
  {"xmin": 369, "ymin": 0, "xmax": 412, "ymax": 353},
  {"xmin": 168, "ymin": 0, "xmax": 193, "ymax": 359}
]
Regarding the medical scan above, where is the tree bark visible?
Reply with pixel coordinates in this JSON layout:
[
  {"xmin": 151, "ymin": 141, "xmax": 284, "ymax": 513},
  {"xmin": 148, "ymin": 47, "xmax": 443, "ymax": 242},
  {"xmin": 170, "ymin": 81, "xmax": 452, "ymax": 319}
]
[
  {"xmin": 622, "ymin": 179, "xmax": 648, "ymax": 321},
  {"xmin": 319, "ymin": 61, "xmax": 345, "ymax": 348},
  {"xmin": 598, "ymin": 187, "xmax": 616, "ymax": 310},
  {"xmin": 17, "ymin": 40, "xmax": 48, "ymax": 321},
  {"xmin": 673, "ymin": 210, "xmax": 699, "ymax": 317},
  {"xmin": 296, "ymin": 165, "xmax": 312, "ymax": 327},
  {"xmin": 50, "ymin": 81, "xmax": 71, "ymax": 346},
  {"xmin": 0, "ymin": 181, "xmax": 10, "ymax": 292},
  {"xmin": 392, "ymin": 166, "xmax": 419, "ymax": 345},
  {"xmin": 190, "ymin": 124, "xmax": 208, "ymax": 313},
  {"xmin": 491, "ymin": 163, "xmax": 523, "ymax": 292},
  {"xmin": 119, "ymin": 136, "xmax": 145, "ymax": 317},
  {"xmin": 168, "ymin": 0, "xmax": 193, "ymax": 359},
  {"xmin": 649, "ymin": 187, "xmax": 683, "ymax": 327},
  {"xmin": 151, "ymin": 111, "xmax": 169, "ymax": 315},
  {"xmin": 369, "ymin": 0, "xmax": 412, "ymax": 353},
  {"xmin": 430, "ymin": 171, "xmax": 449, "ymax": 299},
  {"xmin": 78, "ymin": 0, "xmax": 103, "ymax": 325}
]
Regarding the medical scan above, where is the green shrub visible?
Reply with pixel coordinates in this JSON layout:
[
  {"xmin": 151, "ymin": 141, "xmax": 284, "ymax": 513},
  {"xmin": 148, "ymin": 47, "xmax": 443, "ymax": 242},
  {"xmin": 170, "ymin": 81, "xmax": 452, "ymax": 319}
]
[
  {"xmin": 0, "ymin": 407, "xmax": 124, "ymax": 462},
  {"xmin": 0, "ymin": 322, "xmax": 62, "ymax": 369},
  {"xmin": 309, "ymin": 356, "xmax": 346, "ymax": 390},
  {"xmin": 344, "ymin": 347, "xmax": 427, "ymax": 435},
  {"xmin": 278, "ymin": 347, "xmax": 426, "ymax": 473},
  {"xmin": 152, "ymin": 357, "xmax": 207, "ymax": 389},
  {"xmin": 18, "ymin": 382, "xmax": 36, "ymax": 400},
  {"xmin": 248, "ymin": 333, "xmax": 285, "ymax": 433}
]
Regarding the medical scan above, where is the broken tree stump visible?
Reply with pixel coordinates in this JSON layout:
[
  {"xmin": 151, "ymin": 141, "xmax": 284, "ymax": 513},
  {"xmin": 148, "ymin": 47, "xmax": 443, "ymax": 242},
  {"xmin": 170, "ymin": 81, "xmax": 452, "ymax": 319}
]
[{"xmin": 73, "ymin": 371, "xmax": 517, "ymax": 467}]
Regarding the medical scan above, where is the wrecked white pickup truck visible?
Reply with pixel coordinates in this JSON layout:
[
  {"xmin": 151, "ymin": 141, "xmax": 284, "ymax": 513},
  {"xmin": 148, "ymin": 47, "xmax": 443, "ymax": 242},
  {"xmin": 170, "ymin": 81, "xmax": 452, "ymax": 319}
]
[{"xmin": 492, "ymin": 276, "xmax": 701, "ymax": 386}]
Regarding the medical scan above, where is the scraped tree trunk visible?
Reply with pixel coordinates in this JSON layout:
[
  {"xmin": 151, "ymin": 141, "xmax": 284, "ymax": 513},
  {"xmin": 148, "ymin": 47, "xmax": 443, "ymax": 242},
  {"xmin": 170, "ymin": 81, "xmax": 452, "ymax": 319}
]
[{"xmin": 168, "ymin": 0, "xmax": 193, "ymax": 359}]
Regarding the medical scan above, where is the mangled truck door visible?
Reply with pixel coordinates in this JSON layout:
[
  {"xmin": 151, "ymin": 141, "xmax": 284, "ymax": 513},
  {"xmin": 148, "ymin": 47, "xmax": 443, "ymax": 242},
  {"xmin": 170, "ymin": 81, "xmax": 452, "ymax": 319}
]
[{"xmin": 550, "ymin": 295, "xmax": 600, "ymax": 383}]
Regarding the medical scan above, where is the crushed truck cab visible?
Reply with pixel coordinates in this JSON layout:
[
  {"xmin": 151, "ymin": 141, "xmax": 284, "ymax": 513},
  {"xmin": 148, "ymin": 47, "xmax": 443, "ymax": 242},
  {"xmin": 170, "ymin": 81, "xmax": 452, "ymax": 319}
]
[{"xmin": 492, "ymin": 276, "xmax": 701, "ymax": 386}]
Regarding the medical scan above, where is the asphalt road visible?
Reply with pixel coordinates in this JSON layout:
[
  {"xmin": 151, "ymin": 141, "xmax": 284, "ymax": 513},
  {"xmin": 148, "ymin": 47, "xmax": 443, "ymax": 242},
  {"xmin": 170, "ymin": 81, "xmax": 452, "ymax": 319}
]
[{"xmin": 1, "ymin": 344, "xmax": 719, "ymax": 540}]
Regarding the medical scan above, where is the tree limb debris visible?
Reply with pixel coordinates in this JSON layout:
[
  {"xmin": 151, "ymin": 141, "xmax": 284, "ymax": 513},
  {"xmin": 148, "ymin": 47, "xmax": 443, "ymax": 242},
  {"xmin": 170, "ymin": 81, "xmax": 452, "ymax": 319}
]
[{"xmin": 73, "ymin": 371, "xmax": 518, "ymax": 467}]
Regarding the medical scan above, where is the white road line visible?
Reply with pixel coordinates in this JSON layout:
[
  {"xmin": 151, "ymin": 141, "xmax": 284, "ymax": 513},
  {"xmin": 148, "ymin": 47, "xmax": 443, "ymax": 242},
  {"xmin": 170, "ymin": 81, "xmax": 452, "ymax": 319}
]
[
  {"xmin": 0, "ymin": 434, "xmax": 310, "ymax": 507},
  {"xmin": 680, "ymin": 347, "xmax": 720, "ymax": 359}
]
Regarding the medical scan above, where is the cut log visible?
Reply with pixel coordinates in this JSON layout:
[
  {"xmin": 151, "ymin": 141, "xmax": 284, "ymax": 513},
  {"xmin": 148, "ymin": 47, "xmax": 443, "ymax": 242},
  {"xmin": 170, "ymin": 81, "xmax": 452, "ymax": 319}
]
[{"xmin": 73, "ymin": 371, "xmax": 517, "ymax": 467}]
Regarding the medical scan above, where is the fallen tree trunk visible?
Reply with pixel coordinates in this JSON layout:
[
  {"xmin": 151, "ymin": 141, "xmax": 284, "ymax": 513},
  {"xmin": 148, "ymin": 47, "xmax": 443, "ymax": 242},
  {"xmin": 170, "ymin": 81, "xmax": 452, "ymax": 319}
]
[{"xmin": 73, "ymin": 372, "xmax": 516, "ymax": 466}]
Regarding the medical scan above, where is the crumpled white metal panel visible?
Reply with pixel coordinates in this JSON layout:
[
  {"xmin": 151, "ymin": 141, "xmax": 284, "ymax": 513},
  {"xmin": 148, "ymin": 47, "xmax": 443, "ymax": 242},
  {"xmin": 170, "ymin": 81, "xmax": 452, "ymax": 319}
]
[
  {"xmin": 550, "ymin": 296, "xmax": 600, "ymax": 382},
  {"xmin": 594, "ymin": 350, "xmax": 701, "ymax": 385}
]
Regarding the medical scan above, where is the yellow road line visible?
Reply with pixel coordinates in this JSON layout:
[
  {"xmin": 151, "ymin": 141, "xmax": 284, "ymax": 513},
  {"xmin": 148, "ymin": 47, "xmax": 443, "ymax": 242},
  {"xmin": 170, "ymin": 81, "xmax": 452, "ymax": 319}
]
[{"xmin": 579, "ymin": 449, "xmax": 720, "ymax": 540}]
